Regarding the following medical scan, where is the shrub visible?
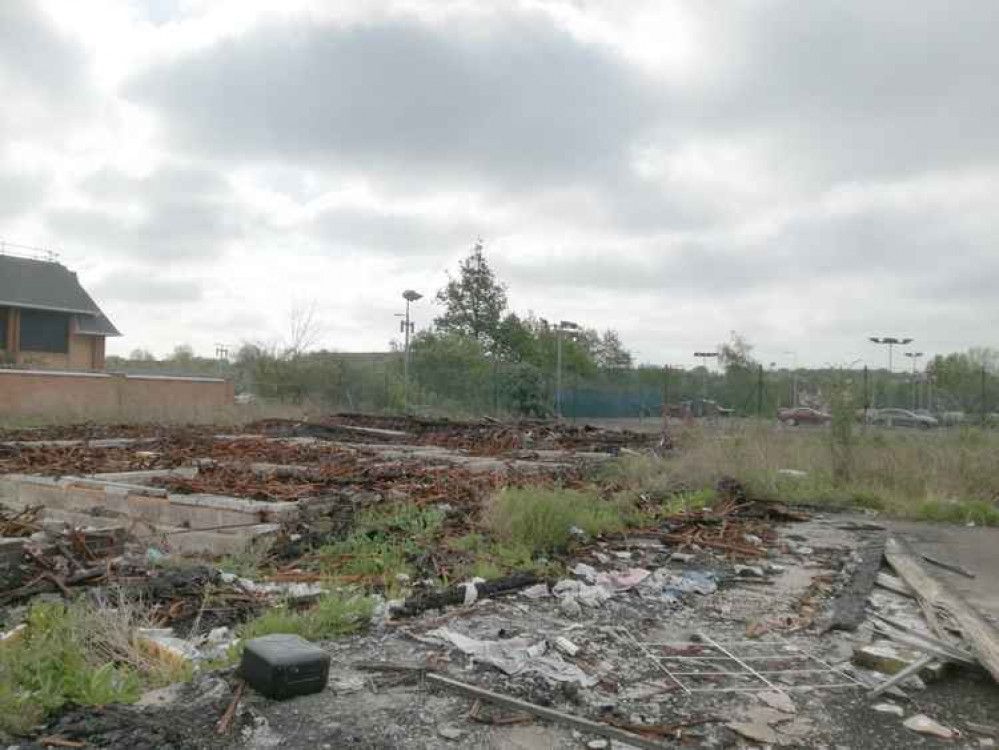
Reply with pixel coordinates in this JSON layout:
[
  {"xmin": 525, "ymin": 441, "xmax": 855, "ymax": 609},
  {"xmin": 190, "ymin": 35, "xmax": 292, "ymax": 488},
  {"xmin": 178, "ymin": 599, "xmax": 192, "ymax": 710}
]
[{"xmin": 485, "ymin": 487, "xmax": 625, "ymax": 554}]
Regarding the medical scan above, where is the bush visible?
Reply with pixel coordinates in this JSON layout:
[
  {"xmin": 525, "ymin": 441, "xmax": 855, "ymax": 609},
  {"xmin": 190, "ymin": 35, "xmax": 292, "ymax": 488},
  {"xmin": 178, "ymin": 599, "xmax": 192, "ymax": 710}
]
[
  {"xmin": 0, "ymin": 603, "xmax": 141, "ymax": 735},
  {"xmin": 485, "ymin": 487, "xmax": 626, "ymax": 554}
]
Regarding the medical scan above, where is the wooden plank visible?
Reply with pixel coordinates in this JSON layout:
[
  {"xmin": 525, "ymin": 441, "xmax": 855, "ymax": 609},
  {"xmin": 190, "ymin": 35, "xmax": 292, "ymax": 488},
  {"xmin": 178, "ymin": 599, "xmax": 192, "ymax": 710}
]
[
  {"xmin": 885, "ymin": 536, "xmax": 999, "ymax": 683},
  {"xmin": 821, "ymin": 533, "xmax": 886, "ymax": 632},
  {"xmin": 876, "ymin": 572, "xmax": 915, "ymax": 598},
  {"xmin": 921, "ymin": 553, "xmax": 976, "ymax": 579},
  {"xmin": 426, "ymin": 674, "xmax": 668, "ymax": 750},
  {"xmin": 867, "ymin": 654, "xmax": 937, "ymax": 698}
]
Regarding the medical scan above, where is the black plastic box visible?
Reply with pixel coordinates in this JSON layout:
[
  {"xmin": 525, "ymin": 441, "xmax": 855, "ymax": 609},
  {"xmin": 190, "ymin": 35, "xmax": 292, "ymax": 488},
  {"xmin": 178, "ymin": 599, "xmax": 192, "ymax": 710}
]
[{"xmin": 240, "ymin": 634, "xmax": 331, "ymax": 699}]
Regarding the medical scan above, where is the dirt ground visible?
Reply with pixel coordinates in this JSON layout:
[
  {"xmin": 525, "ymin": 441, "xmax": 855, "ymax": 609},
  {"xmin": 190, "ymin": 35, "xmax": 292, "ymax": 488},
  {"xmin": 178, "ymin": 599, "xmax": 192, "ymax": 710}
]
[
  {"xmin": 3, "ymin": 418, "xmax": 998, "ymax": 750},
  {"xmin": 12, "ymin": 513, "xmax": 994, "ymax": 750}
]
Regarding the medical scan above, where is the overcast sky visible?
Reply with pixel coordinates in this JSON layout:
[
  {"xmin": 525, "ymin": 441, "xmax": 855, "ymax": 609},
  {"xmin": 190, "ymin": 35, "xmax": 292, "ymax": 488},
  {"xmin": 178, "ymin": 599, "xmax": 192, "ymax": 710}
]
[{"xmin": 2, "ymin": 0, "xmax": 997, "ymax": 369}]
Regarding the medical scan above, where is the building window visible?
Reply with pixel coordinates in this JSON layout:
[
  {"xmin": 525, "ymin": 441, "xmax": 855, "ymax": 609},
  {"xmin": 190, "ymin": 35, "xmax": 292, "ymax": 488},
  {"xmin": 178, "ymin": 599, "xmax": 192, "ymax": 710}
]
[
  {"xmin": 0, "ymin": 308, "xmax": 7, "ymax": 350},
  {"xmin": 20, "ymin": 309, "xmax": 69, "ymax": 353}
]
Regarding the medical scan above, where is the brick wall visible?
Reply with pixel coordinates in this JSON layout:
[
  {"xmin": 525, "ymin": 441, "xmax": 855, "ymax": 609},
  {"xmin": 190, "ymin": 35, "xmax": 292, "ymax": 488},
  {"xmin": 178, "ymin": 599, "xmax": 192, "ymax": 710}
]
[{"xmin": 0, "ymin": 369, "xmax": 234, "ymax": 425}]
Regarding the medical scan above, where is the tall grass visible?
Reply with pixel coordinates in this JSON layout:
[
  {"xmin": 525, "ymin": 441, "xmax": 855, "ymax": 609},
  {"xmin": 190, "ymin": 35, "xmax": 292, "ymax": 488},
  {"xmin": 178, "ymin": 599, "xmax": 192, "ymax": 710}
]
[
  {"xmin": 606, "ymin": 423, "xmax": 999, "ymax": 525},
  {"xmin": 485, "ymin": 487, "xmax": 627, "ymax": 554}
]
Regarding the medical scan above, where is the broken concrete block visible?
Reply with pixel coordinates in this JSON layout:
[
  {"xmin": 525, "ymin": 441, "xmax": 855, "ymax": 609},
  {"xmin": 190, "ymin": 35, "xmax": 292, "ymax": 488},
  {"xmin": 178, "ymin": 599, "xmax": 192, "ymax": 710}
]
[
  {"xmin": 758, "ymin": 690, "xmax": 795, "ymax": 713},
  {"xmin": 903, "ymin": 714, "xmax": 955, "ymax": 739},
  {"xmin": 437, "ymin": 725, "xmax": 464, "ymax": 741},
  {"xmin": 734, "ymin": 564, "xmax": 764, "ymax": 578},
  {"xmin": 852, "ymin": 642, "xmax": 947, "ymax": 681}
]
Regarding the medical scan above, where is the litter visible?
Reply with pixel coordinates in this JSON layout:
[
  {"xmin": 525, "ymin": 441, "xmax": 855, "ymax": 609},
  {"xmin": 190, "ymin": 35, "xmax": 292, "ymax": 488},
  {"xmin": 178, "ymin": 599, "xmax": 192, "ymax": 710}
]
[
  {"xmin": 428, "ymin": 627, "xmax": 597, "ymax": 686},
  {"xmin": 903, "ymin": 714, "xmax": 955, "ymax": 739}
]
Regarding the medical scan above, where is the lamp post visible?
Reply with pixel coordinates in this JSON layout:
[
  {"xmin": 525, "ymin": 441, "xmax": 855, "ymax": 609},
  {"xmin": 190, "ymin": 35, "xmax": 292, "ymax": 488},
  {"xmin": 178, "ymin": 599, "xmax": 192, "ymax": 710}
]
[
  {"xmin": 555, "ymin": 320, "xmax": 579, "ymax": 418},
  {"xmin": 400, "ymin": 290, "xmax": 422, "ymax": 412},
  {"xmin": 868, "ymin": 336, "xmax": 913, "ymax": 408},
  {"xmin": 904, "ymin": 351, "xmax": 924, "ymax": 411},
  {"xmin": 782, "ymin": 350, "xmax": 798, "ymax": 408},
  {"xmin": 694, "ymin": 351, "xmax": 718, "ymax": 411}
]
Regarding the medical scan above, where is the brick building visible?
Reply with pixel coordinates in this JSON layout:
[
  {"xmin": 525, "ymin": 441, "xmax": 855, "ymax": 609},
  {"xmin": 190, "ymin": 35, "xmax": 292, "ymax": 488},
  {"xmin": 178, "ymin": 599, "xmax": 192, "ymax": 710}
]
[{"xmin": 0, "ymin": 255, "xmax": 120, "ymax": 370}]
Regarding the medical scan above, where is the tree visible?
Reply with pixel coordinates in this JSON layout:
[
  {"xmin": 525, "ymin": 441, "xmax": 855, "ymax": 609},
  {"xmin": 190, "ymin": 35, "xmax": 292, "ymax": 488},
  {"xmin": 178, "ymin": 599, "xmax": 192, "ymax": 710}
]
[
  {"xmin": 718, "ymin": 331, "xmax": 756, "ymax": 372},
  {"xmin": 170, "ymin": 344, "xmax": 194, "ymax": 364},
  {"xmin": 287, "ymin": 300, "xmax": 323, "ymax": 357},
  {"xmin": 435, "ymin": 239, "xmax": 508, "ymax": 351},
  {"xmin": 129, "ymin": 348, "xmax": 155, "ymax": 361},
  {"xmin": 595, "ymin": 330, "xmax": 633, "ymax": 368}
]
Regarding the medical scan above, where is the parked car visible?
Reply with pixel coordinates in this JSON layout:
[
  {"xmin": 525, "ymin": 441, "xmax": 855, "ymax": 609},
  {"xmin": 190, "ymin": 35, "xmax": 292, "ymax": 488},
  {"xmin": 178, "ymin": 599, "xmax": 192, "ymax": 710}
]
[
  {"xmin": 778, "ymin": 407, "xmax": 831, "ymax": 426},
  {"xmin": 867, "ymin": 408, "xmax": 939, "ymax": 429}
]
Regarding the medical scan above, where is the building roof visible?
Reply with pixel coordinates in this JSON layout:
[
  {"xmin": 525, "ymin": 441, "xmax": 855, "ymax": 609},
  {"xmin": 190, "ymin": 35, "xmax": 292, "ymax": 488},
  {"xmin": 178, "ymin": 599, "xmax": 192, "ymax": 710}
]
[{"xmin": 0, "ymin": 255, "xmax": 121, "ymax": 336}]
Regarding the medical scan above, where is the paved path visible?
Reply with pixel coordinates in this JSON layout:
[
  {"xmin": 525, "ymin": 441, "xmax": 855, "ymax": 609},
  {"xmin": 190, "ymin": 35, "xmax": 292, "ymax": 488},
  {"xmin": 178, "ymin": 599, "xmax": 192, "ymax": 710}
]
[{"xmin": 887, "ymin": 520, "xmax": 999, "ymax": 620}]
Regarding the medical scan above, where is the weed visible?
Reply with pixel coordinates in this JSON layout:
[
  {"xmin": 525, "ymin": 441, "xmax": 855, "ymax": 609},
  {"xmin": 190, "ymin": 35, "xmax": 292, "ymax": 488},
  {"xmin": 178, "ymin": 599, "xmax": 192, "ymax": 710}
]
[
  {"xmin": 485, "ymin": 487, "xmax": 625, "ymax": 555},
  {"xmin": 355, "ymin": 503, "xmax": 445, "ymax": 543},
  {"xmin": 0, "ymin": 603, "xmax": 141, "ymax": 735},
  {"xmin": 217, "ymin": 545, "xmax": 272, "ymax": 579},
  {"xmin": 237, "ymin": 590, "xmax": 375, "ymax": 645}
]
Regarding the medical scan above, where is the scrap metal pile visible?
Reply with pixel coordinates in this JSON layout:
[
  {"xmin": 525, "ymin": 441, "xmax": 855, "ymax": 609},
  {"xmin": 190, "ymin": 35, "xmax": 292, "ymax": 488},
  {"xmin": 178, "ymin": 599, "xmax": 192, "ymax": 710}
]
[
  {"xmin": 0, "ymin": 435, "xmax": 354, "ymax": 477},
  {"xmin": 255, "ymin": 413, "xmax": 659, "ymax": 454}
]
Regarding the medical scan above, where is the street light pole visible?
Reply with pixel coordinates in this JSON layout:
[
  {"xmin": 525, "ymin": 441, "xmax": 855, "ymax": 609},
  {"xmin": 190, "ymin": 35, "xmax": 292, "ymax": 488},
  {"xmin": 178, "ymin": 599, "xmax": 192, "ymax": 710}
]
[
  {"xmin": 868, "ymin": 336, "xmax": 913, "ymax": 408},
  {"xmin": 783, "ymin": 350, "xmax": 798, "ymax": 408},
  {"xmin": 904, "ymin": 351, "xmax": 924, "ymax": 411},
  {"xmin": 401, "ymin": 290, "xmax": 423, "ymax": 412},
  {"xmin": 555, "ymin": 320, "xmax": 579, "ymax": 418}
]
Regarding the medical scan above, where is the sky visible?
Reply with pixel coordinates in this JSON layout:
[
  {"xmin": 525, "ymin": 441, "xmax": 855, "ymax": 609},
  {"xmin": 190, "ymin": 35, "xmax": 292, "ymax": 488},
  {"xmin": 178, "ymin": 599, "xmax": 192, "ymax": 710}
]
[{"xmin": 2, "ymin": 0, "xmax": 997, "ymax": 370}]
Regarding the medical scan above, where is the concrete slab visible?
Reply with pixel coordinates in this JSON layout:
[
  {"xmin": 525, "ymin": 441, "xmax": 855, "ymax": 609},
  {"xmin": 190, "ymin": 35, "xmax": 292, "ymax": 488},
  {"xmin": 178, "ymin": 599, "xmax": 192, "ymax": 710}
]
[{"xmin": 887, "ymin": 520, "xmax": 999, "ymax": 621}]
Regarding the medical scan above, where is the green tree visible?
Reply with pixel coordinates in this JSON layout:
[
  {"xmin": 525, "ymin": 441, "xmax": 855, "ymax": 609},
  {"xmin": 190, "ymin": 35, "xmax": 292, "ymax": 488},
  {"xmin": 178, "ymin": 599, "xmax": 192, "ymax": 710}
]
[{"xmin": 435, "ymin": 239, "xmax": 508, "ymax": 350}]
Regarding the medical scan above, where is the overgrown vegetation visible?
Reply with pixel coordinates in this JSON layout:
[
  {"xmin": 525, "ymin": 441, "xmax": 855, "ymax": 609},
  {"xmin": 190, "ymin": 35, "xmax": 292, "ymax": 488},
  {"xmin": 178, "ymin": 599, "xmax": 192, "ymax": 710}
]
[
  {"xmin": 237, "ymin": 590, "xmax": 375, "ymax": 644},
  {"xmin": 607, "ymin": 423, "xmax": 999, "ymax": 525},
  {"xmin": 485, "ymin": 487, "xmax": 628, "ymax": 554},
  {"xmin": 0, "ymin": 602, "xmax": 141, "ymax": 735}
]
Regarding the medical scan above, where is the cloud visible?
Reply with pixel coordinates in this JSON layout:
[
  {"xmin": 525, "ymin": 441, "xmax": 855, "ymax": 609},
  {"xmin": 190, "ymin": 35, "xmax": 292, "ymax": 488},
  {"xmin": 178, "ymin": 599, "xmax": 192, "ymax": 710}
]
[
  {"xmin": 92, "ymin": 269, "xmax": 204, "ymax": 304},
  {"xmin": 46, "ymin": 164, "xmax": 248, "ymax": 262},
  {"xmin": 127, "ymin": 9, "xmax": 659, "ymax": 190},
  {"xmin": 0, "ymin": 2, "xmax": 93, "ymax": 138}
]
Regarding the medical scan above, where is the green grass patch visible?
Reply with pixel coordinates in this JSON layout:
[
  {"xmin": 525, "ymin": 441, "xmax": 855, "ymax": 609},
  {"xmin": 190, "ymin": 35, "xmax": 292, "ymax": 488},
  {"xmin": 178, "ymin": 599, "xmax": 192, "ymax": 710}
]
[
  {"xmin": 485, "ymin": 487, "xmax": 627, "ymax": 555},
  {"xmin": 237, "ymin": 590, "xmax": 375, "ymax": 644},
  {"xmin": 0, "ymin": 603, "xmax": 141, "ymax": 735}
]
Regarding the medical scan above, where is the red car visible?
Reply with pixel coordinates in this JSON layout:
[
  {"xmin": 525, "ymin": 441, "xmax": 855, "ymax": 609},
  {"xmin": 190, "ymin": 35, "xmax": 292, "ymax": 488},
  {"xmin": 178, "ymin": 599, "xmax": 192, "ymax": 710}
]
[{"xmin": 778, "ymin": 407, "xmax": 831, "ymax": 426}]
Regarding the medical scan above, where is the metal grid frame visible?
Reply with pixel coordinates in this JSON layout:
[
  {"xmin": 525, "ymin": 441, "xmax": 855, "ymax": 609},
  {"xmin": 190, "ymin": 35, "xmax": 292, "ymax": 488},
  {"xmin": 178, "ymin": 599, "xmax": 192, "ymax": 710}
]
[{"xmin": 614, "ymin": 628, "xmax": 864, "ymax": 695}]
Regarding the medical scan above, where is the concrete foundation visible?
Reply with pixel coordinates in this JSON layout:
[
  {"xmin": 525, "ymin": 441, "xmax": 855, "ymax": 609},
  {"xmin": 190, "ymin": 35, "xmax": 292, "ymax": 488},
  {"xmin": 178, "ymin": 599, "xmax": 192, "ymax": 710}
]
[{"xmin": 0, "ymin": 468, "xmax": 297, "ymax": 556}]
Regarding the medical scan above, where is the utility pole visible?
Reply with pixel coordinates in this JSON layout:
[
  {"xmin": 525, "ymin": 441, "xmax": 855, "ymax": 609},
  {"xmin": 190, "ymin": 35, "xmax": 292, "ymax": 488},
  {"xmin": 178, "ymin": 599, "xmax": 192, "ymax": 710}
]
[
  {"xmin": 869, "ymin": 336, "xmax": 913, "ymax": 407},
  {"xmin": 782, "ymin": 351, "xmax": 798, "ymax": 407},
  {"xmin": 904, "ymin": 351, "xmax": 924, "ymax": 411},
  {"xmin": 863, "ymin": 365, "xmax": 870, "ymax": 425},
  {"xmin": 399, "ymin": 290, "xmax": 423, "ymax": 412},
  {"xmin": 555, "ymin": 320, "xmax": 579, "ymax": 418},
  {"xmin": 757, "ymin": 364, "xmax": 764, "ymax": 417},
  {"xmin": 982, "ymin": 364, "xmax": 988, "ymax": 427},
  {"xmin": 693, "ymin": 351, "xmax": 718, "ymax": 413}
]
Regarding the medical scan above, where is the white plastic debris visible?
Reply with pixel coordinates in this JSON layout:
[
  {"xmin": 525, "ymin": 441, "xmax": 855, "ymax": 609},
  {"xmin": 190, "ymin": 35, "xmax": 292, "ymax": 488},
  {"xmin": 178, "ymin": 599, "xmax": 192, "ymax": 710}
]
[
  {"xmin": 572, "ymin": 562, "xmax": 599, "ymax": 583},
  {"xmin": 462, "ymin": 582, "xmax": 479, "ymax": 606},
  {"xmin": 734, "ymin": 564, "xmax": 765, "ymax": 578},
  {"xmin": 903, "ymin": 714, "xmax": 955, "ymax": 739},
  {"xmin": 594, "ymin": 568, "xmax": 650, "ymax": 592},
  {"xmin": 670, "ymin": 552, "xmax": 695, "ymax": 563},
  {"xmin": 428, "ymin": 628, "xmax": 597, "ymax": 686},
  {"xmin": 554, "ymin": 636, "xmax": 580, "ymax": 656}
]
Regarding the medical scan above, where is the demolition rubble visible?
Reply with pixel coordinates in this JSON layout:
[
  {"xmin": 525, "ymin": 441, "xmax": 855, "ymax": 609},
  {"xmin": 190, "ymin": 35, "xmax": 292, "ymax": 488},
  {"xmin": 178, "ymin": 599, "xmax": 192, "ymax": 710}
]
[{"xmin": 1, "ymin": 416, "xmax": 997, "ymax": 749}]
